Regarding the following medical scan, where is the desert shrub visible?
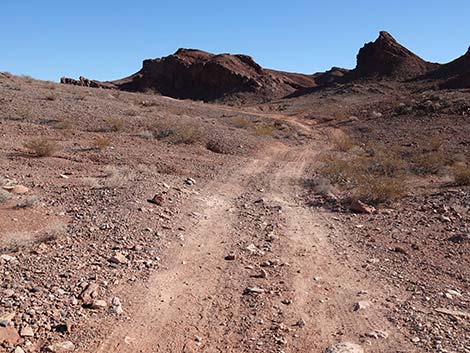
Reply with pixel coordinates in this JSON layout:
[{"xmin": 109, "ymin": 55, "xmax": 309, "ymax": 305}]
[
  {"xmin": 319, "ymin": 155, "xmax": 358, "ymax": 185},
  {"xmin": 428, "ymin": 136, "xmax": 443, "ymax": 152},
  {"xmin": 411, "ymin": 151, "xmax": 447, "ymax": 175},
  {"xmin": 319, "ymin": 149, "xmax": 407, "ymax": 205},
  {"xmin": 103, "ymin": 117, "xmax": 124, "ymax": 132},
  {"xmin": 136, "ymin": 130, "xmax": 154, "ymax": 139},
  {"xmin": 102, "ymin": 166, "xmax": 128, "ymax": 188},
  {"xmin": 152, "ymin": 120, "xmax": 202, "ymax": 145},
  {"xmin": 308, "ymin": 177, "xmax": 334, "ymax": 196},
  {"xmin": 363, "ymin": 146, "xmax": 407, "ymax": 177},
  {"xmin": 453, "ymin": 165, "xmax": 470, "ymax": 186},
  {"xmin": 24, "ymin": 137, "xmax": 58, "ymax": 157},
  {"xmin": 15, "ymin": 195, "xmax": 39, "ymax": 209},
  {"xmin": 354, "ymin": 175, "xmax": 406, "ymax": 205},
  {"xmin": 206, "ymin": 139, "xmax": 229, "ymax": 154},
  {"xmin": 92, "ymin": 136, "xmax": 111, "ymax": 150},
  {"xmin": 0, "ymin": 190, "xmax": 12, "ymax": 204},
  {"xmin": 230, "ymin": 116, "xmax": 252, "ymax": 129},
  {"xmin": 55, "ymin": 119, "xmax": 72, "ymax": 130},
  {"xmin": 13, "ymin": 106, "xmax": 34, "ymax": 121},
  {"xmin": 253, "ymin": 123, "xmax": 276, "ymax": 137},
  {"xmin": 21, "ymin": 75, "xmax": 34, "ymax": 83},
  {"xmin": 332, "ymin": 134, "xmax": 355, "ymax": 152}
]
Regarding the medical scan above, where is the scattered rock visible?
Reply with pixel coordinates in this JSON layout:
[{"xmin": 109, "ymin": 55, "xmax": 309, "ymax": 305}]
[
  {"xmin": 365, "ymin": 330, "xmax": 389, "ymax": 339},
  {"xmin": 2, "ymin": 184, "xmax": 29, "ymax": 194},
  {"xmin": 185, "ymin": 178, "xmax": 196, "ymax": 186},
  {"xmin": 79, "ymin": 283, "xmax": 99, "ymax": 304},
  {"xmin": 245, "ymin": 244, "xmax": 264, "ymax": 256},
  {"xmin": 0, "ymin": 326, "xmax": 21, "ymax": 345},
  {"xmin": 45, "ymin": 341, "xmax": 76, "ymax": 352},
  {"xmin": 109, "ymin": 252, "xmax": 128, "ymax": 265},
  {"xmin": 147, "ymin": 194, "xmax": 164, "ymax": 206},
  {"xmin": 393, "ymin": 246, "xmax": 408, "ymax": 255},
  {"xmin": 243, "ymin": 287, "xmax": 265, "ymax": 295},
  {"xmin": 435, "ymin": 307, "xmax": 470, "ymax": 319},
  {"xmin": 224, "ymin": 254, "xmax": 236, "ymax": 261},
  {"xmin": 325, "ymin": 342, "xmax": 364, "ymax": 353},
  {"xmin": 0, "ymin": 254, "xmax": 17, "ymax": 262},
  {"xmin": 349, "ymin": 200, "xmax": 376, "ymax": 214},
  {"xmin": 353, "ymin": 301, "xmax": 371, "ymax": 311},
  {"xmin": 89, "ymin": 299, "xmax": 108, "ymax": 310},
  {"xmin": 448, "ymin": 233, "xmax": 469, "ymax": 243},
  {"xmin": 14, "ymin": 347, "xmax": 26, "ymax": 353},
  {"xmin": 19, "ymin": 325, "xmax": 34, "ymax": 337}
]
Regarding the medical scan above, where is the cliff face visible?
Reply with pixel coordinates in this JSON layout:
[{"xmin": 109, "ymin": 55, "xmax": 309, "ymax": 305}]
[{"xmin": 344, "ymin": 31, "xmax": 438, "ymax": 81}]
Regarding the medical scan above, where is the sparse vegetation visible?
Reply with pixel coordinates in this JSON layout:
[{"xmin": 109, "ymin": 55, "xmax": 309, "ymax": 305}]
[
  {"xmin": 152, "ymin": 120, "xmax": 202, "ymax": 144},
  {"xmin": 354, "ymin": 175, "xmax": 406, "ymax": 205},
  {"xmin": 136, "ymin": 130, "xmax": 154, "ymax": 139},
  {"xmin": 319, "ymin": 144, "xmax": 408, "ymax": 205},
  {"xmin": 453, "ymin": 164, "xmax": 470, "ymax": 186},
  {"xmin": 103, "ymin": 117, "xmax": 124, "ymax": 132},
  {"xmin": 13, "ymin": 106, "xmax": 34, "ymax": 121},
  {"xmin": 15, "ymin": 195, "xmax": 39, "ymax": 209},
  {"xmin": 92, "ymin": 135, "xmax": 111, "ymax": 150},
  {"xmin": 429, "ymin": 136, "xmax": 443, "ymax": 152},
  {"xmin": 206, "ymin": 139, "xmax": 229, "ymax": 154},
  {"xmin": 0, "ymin": 189, "xmax": 12, "ymax": 204},
  {"xmin": 55, "ymin": 119, "xmax": 73, "ymax": 131},
  {"xmin": 411, "ymin": 151, "xmax": 448, "ymax": 175},
  {"xmin": 23, "ymin": 137, "xmax": 58, "ymax": 157},
  {"xmin": 21, "ymin": 75, "xmax": 34, "ymax": 83},
  {"xmin": 332, "ymin": 134, "xmax": 355, "ymax": 152},
  {"xmin": 253, "ymin": 123, "xmax": 276, "ymax": 137},
  {"xmin": 230, "ymin": 116, "xmax": 252, "ymax": 129}
]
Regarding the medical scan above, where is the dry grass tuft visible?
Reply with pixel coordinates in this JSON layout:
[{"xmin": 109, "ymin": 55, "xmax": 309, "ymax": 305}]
[
  {"xmin": 136, "ymin": 131, "xmax": 154, "ymax": 139},
  {"xmin": 411, "ymin": 151, "xmax": 448, "ymax": 175},
  {"xmin": 92, "ymin": 135, "xmax": 111, "ymax": 150},
  {"xmin": 253, "ymin": 123, "xmax": 276, "ymax": 137},
  {"xmin": 230, "ymin": 116, "xmax": 252, "ymax": 129},
  {"xmin": 319, "ymin": 145, "xmax": 408, "ymax": 205},
  {"xmin": 15, "ymin": 195, "xmax": 40, "ymax": 209},
  {"xmin": 206, "ymin": 139, "xmax": 229, "ymax": 154},
  {"xmin": 332, "ymin": 134, "xmax": 355, "ymax": 152},
  {"xmin": 453, "ymin": 165, "xmax": 470, "ymax": 186},
  {"xmin": 354, "ymin": 175, "xmax": 406, "ymax": 205},
  {"xmin": 103, "ymin": 117, "xmax": 124, "ymax": 132},
  {"xmin": 428, "ymin": 136, "xmax": 443, "ymax": 152},
  {"xmin": 152, "ymin": 120, "xmax": 202, "ymax": 145},
  {"xmin": 0, "ymin": 189, "xmax": 12, "ymax": 204},
  {"xmin": 23, "ymin": 137, "xmax": 58, "ymax": 157},
  {"xmin": 45, "ymin": 93, "xmax": 57, "ymax": 101}
]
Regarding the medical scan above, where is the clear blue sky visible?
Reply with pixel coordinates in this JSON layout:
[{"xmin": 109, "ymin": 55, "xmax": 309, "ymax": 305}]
[{"xmin": 1, "ymin": 1, "xmax": 469, "ymax": 81}]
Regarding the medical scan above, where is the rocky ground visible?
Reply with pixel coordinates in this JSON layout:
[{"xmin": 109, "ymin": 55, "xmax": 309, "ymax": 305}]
[{"xmin": 0, "ymin": 73, "xmax": 469, "ymax": 353}]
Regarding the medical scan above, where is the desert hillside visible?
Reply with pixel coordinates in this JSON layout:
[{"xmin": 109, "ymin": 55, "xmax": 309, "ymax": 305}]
[{"xmin": 1, "ymin": 31, "xmax": 469, "ymax": 353}]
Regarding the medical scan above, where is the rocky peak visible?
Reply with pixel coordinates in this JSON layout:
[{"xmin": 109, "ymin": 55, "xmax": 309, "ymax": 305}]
[{"xmin": 345, "ymin": 31, "xmax": 438, "ymax": 80}]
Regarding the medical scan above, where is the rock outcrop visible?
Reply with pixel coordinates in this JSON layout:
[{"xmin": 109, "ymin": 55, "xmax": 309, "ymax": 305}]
[
  {"xmin": 61, "ymin": 49, "xmax": 317, "ymax": 102},
  {"xmin": 424, "ymin": 47, "xmax": 470, "ymax": 88},
  {"xmin": 344, "ymin": 31, "xmax": 438, "ymax": 81}
]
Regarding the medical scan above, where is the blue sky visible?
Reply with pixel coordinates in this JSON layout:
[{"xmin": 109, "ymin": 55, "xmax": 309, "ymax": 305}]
[{"xmin": 1, "ymin": 1, "xmax": 469, "ymax": 81}]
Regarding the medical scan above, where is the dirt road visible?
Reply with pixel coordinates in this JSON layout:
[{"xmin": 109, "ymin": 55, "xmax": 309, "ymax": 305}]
[{"xmin": 91, "ymin": 127, "xmax": 412, "ymax": 353}]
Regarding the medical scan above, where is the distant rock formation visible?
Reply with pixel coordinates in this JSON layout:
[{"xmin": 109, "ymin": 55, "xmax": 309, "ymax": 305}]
[
  {"xmin": 60, "ymin": 32, "xmax": 470, "ymax": 101},
  {"xmin": 344, "ymin": 31, "xmax": 439, "ymax": 81},
  {"xmin": 423, "ymin": 47, "xmax": 470, "ymax": 88},
  {"xmin": 59, "ymin": 76, "xmax": 115, "ymax": 89},
  {"xmin": 61, "ymin": 49, "xmax": 318, "ymax": 102}
]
